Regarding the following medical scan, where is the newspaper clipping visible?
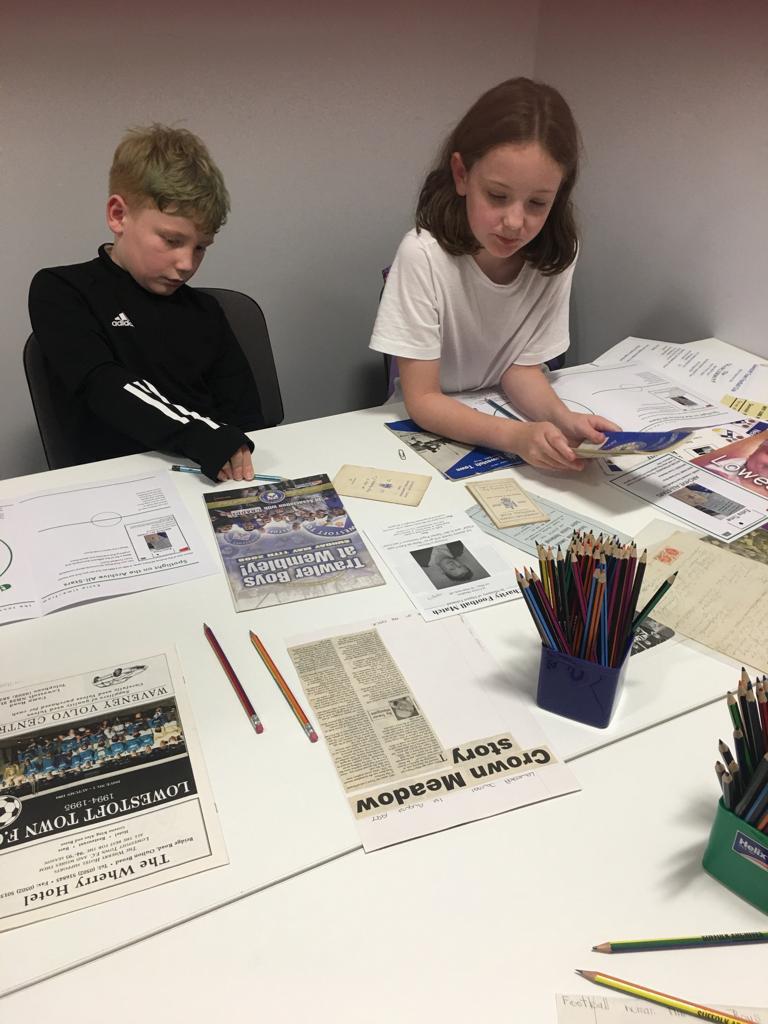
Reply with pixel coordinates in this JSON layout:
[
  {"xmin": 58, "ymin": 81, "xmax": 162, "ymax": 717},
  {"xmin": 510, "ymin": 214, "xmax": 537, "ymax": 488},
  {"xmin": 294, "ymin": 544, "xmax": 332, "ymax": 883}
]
[
  {"xmin": 0, "ymin": 650, "xmax": 227, "ymax": 930},
  {"xmin": 287, "ymin": 616, "xmax": 579, "ymax": 850}
]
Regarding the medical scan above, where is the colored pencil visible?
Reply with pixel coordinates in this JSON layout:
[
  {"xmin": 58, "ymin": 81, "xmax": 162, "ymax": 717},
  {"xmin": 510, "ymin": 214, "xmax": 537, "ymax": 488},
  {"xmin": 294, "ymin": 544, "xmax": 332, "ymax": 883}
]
[
  {"xmin": 727, "ymin": 692, "xmax": 744, "ymax": 732},
  {"xmin": 631, "ymin": 572, "xmax": 677, "ymax": 630},
  {"xmin": 576, "ymin": 970, "xmax": 755, "ymax": 1024},
  {"xmin": 203, "ymin": 623, "xmax": 263, "ymax": 734},
  {"xmin": 249, "ymin": 631, "xmax": 318, "ymax": 742},
  {"xmin": 592, "ymin": 930, "xmax": 768, "ymax": 953},
  {"xmin": 733, "ymin": 752, "xmax": 768, "ymax": 819},
  {"xmin": 733, "ymin": 727, "xmax": 754, "ymax": 779},
  {"xmin": 722, "ymin": 771, "xmax": 736, "ymax": 811},
  {"xmin": 745, "ymin": 688, "xmax": 766, "ymax": 761}
]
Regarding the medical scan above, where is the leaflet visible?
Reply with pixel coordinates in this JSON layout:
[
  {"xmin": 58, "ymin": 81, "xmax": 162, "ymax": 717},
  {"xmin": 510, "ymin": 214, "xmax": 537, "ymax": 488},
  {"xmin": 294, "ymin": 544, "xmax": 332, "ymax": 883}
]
[
  {"xmin": 366, "ymin": 513, "xmax": 521, "ymax": 620},
  {"xmin": 204, "ymin": 475, "xmax": 385, "ymax": 611},
  {"xmin": 286, "ymin": 615, "xmax": 580, "ymax": 851},
  {"xmin": 0, "ymin": 473, "xmax": 216, "ymax": 626},
  {"xmin": 0, "ymin": 649, "xmax": 227, "ymax": 930}
]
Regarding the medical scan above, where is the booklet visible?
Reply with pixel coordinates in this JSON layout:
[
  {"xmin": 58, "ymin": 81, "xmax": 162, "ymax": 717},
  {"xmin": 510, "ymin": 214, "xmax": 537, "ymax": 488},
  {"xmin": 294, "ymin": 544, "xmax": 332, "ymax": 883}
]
[
  {"xmin": 366, "ymin": 512, "xmax": 521, "ymax": 620},
  {"xmin": 0, "ymin": 649, "xmax": 227, "ymax": 931},
  {"xmin": 286, "ymin": 615, "xmax": 580, "ymax": 851},
  {"xmin": 574, "ymin": 429, "xmax": 691, "ymax": 458},
  {"xmin": 204, "ymin": 475, "xmax": 385, "ymax": 611},
  {"xmin": 333, "ymin": 464, "xmax": 431, "ymax": 506},
  {"xmin": 466, "ymin": 476, "xmax": 549, "ymax": 529},
  {"xmin": 385, "ymin": 418, "xmax": 522, "ymax": 480},
  {"xmin": 0, "ymin": 472, "xmax": 216, "ymax": 626}
]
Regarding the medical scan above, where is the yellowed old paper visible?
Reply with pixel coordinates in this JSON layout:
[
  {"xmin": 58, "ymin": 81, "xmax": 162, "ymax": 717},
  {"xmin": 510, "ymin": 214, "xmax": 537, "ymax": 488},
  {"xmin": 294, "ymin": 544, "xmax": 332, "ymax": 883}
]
[
  {"xmin": 466, "ymin": 477, "xmax": 549, "ymax": 529},
  {"xmin": 333, "ymin": 465, "xmax": 431, "ymax": 507},
  {"xmin": 721, "ymin": 393, "xmax": 768, "ymax": 420},
  {"xmin": 639, "ymin": 528, "xmax": 768, "ymax": 672}
]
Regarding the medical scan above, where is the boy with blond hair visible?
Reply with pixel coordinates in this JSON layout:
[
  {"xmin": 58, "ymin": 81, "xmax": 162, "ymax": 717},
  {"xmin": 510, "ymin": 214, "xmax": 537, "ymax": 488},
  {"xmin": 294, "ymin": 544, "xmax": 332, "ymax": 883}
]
[{"xmin": 29, "ymin": 125, "xmax": 263, "ymax": 481}]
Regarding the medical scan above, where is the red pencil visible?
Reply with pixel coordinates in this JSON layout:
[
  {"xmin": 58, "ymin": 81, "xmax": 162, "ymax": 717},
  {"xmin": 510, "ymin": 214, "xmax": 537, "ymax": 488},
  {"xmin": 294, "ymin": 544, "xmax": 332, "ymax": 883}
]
[{"xmin": 204, "ymin": 624, "xmax": 264, "ymax": 734}]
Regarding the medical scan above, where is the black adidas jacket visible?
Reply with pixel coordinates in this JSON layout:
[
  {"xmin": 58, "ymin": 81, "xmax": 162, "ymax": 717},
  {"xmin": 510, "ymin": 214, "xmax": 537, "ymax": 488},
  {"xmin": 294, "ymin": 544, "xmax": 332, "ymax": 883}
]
[{"xmin": 28, "ymin": 246, "xmax": 265, "ymax": 479}]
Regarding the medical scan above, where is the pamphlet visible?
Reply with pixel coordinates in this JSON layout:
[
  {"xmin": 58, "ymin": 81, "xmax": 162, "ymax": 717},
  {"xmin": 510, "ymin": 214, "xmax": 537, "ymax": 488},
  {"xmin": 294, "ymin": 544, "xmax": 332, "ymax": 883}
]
[
  {"xmin": 0, "ymin": 473, "xmax": 216, "ymax": 626},
  {"xmin": 366, "ymin": 513, "xmax": 521, "ymax": 620},
  {"xmin": 466, "ymin": 476, "xmax": 549, "ymax": 529},
  {"xmin": 0, "ymin": 649, "xmax": 227, "ymax": 930},
  {"xmin": 385, "ymin": 418, "xmax": 522, "ymax": 480},
  {"xmin": 204, "ymin": 475, "xmax": 385, "ymax": 611},
  {"xmin": 333, "ymin": 464, "xmax": 431, "ymax": 506},
  {"xmin": 286, "ymin": 615, "xmax": 580, "ymax": 851}
]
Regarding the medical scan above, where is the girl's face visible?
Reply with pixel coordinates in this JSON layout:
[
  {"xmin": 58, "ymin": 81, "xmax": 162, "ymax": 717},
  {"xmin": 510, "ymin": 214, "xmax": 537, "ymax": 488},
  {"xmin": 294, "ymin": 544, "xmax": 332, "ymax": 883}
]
[{"xmin": 451, "ymin": 142, "xmax": 564, "ymax": 280}]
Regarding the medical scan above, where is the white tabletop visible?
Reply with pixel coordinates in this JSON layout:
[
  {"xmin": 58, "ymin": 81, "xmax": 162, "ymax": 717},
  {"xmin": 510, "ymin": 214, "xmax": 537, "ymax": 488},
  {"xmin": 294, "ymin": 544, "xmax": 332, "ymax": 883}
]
[{"xmin": 0, "ymin": 401, "xmax": 763, "ymax": 1012}]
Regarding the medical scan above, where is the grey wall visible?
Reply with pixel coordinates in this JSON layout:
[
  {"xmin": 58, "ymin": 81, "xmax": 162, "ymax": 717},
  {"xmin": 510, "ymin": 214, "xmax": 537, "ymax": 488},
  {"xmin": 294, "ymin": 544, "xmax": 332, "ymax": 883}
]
[
  {"xmin": 534, "ymin": 0, "xmax": 768, "ymax": 364},
  {"xmin": 1, "ymin": 0, "xmax": 538, "ymax": 480}
]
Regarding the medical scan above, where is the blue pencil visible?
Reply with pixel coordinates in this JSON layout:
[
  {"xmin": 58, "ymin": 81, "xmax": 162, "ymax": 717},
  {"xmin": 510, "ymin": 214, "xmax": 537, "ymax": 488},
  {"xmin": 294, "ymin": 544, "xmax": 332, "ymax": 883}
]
[
  {"xmin": 171, "ymin": 465, "xmax": 283, "ymax": 483},
  {"xmin": 519, "ymin": 573, "xmax": 558, "ymax": 651}
]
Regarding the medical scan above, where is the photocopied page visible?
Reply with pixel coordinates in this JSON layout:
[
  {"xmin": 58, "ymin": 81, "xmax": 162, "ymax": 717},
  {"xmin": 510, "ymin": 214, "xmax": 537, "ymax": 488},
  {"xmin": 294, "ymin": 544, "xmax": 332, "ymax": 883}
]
[
  {"xmin": 0, "ymin": 649, "xmax": 227, "ymax": 931},
  {"xmin": 592, "ymin": 335, "xmax": 764, "ymax": 405},
  {"xmin": 366, "ymin": 512, "xmax": 521, "ymax": 620},
  {"xmin": 0, "ymin": 473, "xmax": 216, "ymax": 625},
  {"xmin": 286, "ymin": 615, "xmax": 580, "ymax": 851},
  {"xmin": 556, "ymin": 994, "xmax": 768, "ymax": 1022}
]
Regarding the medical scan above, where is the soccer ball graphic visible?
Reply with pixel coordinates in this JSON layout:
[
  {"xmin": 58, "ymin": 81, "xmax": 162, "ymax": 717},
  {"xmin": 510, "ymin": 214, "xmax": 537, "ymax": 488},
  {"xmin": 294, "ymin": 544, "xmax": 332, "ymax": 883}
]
[{"xmin": 0, "ymin": 794, "xmax": 22, "ymax": 832}]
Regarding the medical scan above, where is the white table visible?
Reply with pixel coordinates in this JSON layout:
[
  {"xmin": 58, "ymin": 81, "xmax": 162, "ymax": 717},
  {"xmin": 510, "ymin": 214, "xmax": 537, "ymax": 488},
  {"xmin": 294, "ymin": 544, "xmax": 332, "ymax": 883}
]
[{"xmin": 0, "ymin": 402, "xmax": 763, "ymax": 1015}]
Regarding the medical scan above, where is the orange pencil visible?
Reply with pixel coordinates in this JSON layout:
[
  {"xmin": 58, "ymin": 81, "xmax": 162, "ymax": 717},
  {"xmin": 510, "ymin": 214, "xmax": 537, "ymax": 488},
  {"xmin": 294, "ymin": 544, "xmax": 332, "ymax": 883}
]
[{"xmin": 249, "ymin": 631, "xmax": 318, "ymax": 742}]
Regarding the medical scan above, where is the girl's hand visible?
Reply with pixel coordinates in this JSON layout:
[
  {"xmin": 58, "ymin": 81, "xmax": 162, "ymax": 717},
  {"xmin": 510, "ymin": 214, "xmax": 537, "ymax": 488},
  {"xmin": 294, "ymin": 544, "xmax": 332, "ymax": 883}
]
[
  {"xmin": 556, "ymin": 412, "xmax": 621, "ymax": 445},
  {"xmin": 509, "ymin": 421, "xmax": 585, "ymax": 471}
]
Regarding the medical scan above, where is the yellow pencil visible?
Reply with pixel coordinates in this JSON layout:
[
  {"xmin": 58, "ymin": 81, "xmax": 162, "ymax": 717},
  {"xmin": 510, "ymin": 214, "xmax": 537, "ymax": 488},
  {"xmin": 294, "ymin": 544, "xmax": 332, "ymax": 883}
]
[{"xmin": 576, "ymin": 970, "xmax": 754, "ymax": 1024}]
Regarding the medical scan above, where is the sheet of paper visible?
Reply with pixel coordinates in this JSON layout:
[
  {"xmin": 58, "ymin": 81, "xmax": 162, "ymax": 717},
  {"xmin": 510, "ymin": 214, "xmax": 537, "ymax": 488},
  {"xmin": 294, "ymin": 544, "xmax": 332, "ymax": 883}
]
[
  {"xmin": 0, "ymin": 649, "xmax": 227, "ymax": 931},
  {"xmin": 366, "ymin": 513, "xmax": 521, "ymax": 620},
  {"xmin": 333, "ymin": 464, "xmax": 431, "ymax": 506},
  {"xmin": 467, "ymin": 496, "xmax": 631, "ymax": 558},
  {"xmin": 466, "ymin": 477, "xmax": 549, "ymax": 529},
  {"xmin": 532, "ymin": 364, "xmax": 742, "ymax": 433},
  {"xmin": 606, "ymin": 453, "xmax": 768, "ymax": 541},
  {"xmin": 593, "ymin": 335, "xmax": 763, "ymax": 404},
  {"xmin": 287, "ymin": 615, "xmax": 580, "ymax": 851},
  {"xmin": 0, "ymin": 473, "xmax": 216, "ymax": 625},
  {"xmin": 556, "ymin": 994, "xmax": 768, "ymax": 1023},
  {"xmin": 638, "ymin": 528, "xmax": 768, "ymax": 673}
]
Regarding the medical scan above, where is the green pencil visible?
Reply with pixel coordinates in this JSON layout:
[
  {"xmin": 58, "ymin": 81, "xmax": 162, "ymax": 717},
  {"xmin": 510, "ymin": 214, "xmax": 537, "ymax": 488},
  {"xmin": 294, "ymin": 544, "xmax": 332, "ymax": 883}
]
[
  {"xmin": 631, "ymin": 572, "xmax": 677, "ymax": 630},
  {"xmin": 593, "ymin": 930, "xmax": 768, "ymax": 953}
]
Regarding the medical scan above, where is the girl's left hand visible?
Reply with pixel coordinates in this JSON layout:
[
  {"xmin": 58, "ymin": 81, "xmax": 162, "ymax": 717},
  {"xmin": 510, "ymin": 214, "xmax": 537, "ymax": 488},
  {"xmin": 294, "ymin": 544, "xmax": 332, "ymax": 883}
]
[{"xmin": 556, "ymin": 412, "xmax": 621, "ymax": 445}]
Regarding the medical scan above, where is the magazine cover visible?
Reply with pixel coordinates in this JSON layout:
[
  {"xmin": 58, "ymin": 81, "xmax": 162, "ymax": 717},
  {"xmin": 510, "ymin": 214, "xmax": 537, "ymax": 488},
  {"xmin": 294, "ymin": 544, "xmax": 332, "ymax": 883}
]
[
  {"xmin": 204, "ymin": 475, "xmax": 386, "ymax": 610},
  {"xmin": 385, "ymin": 418, "xmax": 522, "ymax": 480},
  {"xmin": 692, "ymin": 427, "xmax": 768, "ymax": 499},
  {"xmin": 0, "ymin": 649, "xmax": 227, "ymax": 931}
]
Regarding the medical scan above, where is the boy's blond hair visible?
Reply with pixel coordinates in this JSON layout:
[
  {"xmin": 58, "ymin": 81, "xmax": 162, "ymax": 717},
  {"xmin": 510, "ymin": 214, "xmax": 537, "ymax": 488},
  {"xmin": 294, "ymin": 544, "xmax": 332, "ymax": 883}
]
[{"xmin": 109, "ymin": 124, "xmax": 230, "ymax": 236}]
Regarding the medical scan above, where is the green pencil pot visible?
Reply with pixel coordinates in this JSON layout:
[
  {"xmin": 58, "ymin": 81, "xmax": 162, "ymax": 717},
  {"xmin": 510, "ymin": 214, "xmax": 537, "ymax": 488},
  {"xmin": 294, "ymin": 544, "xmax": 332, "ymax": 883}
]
[{"xmin": 702, "ymin": 800, "xmax": 768, "ymax": 915}]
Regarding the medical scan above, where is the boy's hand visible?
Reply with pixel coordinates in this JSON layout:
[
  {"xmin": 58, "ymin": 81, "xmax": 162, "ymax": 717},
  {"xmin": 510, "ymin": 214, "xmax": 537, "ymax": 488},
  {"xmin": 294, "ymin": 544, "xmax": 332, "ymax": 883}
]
[
  {"xmin": 556, "ymin": 412, "xmax": 621, "ymax": 445},
  {"xmin": 217, "ymin": 446, "xmax": 255, "ymax": 482},
  {"xmin": 510, "ymin": 422, "xmax": 585, "ymax": 471}
]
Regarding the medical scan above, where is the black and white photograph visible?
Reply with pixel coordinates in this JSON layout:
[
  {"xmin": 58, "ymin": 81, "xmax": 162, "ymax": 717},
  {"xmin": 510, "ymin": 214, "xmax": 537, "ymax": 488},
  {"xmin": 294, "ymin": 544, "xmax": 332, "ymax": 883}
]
[{"xmin": 410, "ymin": 541, "xmax": 490, "ymax": 590}]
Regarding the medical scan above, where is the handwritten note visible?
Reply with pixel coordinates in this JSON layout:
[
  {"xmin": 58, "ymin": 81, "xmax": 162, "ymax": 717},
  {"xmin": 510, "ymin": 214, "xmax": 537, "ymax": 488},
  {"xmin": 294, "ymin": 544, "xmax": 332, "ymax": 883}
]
[{"xmin": 557, "ymin": 993, "xmax": 768, "ymax": 1022}]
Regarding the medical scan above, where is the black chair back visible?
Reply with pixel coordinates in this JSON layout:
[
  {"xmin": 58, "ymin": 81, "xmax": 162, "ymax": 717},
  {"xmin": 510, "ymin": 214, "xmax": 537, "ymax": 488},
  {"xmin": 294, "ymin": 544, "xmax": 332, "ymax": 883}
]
[{"xmin": 24, "ymin": 332, "xmax": 84, "ymax": 469}]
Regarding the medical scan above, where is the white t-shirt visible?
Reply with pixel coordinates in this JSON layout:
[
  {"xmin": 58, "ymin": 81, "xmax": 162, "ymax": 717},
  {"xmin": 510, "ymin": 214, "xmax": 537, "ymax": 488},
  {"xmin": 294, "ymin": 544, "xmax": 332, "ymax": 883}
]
[{"xmin": 369, "ymin": 228, "xmax": 574, "ymax": 393}]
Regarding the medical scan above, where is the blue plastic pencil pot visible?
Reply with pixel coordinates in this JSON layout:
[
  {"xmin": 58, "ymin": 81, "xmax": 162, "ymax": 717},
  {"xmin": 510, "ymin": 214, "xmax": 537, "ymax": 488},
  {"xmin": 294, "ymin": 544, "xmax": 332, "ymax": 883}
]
[{"xmin": 536, "ymin": 646, "xmax": 630, "ymax": 728}]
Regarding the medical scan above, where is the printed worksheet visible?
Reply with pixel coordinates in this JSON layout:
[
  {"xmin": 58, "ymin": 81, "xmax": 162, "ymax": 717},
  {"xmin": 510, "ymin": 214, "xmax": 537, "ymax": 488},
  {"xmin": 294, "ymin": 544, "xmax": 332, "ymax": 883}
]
[{"xmin": 0, "ymin": 473, "xmax": 216, "ymax": 625}]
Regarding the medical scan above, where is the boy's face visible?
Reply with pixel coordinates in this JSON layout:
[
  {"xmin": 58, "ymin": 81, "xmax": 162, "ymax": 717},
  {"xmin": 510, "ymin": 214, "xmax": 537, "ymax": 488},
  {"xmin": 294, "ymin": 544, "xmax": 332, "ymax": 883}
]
[{"xmin": 106, "ymin": 196, "xmax": 214, "ymax": 295}]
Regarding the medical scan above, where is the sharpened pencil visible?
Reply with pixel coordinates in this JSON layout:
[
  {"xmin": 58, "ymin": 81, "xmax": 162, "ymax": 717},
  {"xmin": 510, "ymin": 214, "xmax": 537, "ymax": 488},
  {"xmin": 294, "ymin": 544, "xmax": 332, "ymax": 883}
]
[
  {"xmin": 204, "ymin": 623, "xmax": 263, "ymax": 734},
  {"xmin": 249, "ymin": 631, "xmax": 318, "ymax": 742},
  {"xmin": 592, "ymin": 930, "xmax": 768, "ymax": 953},
  {"xmin": 576, "ymin": 969, "xmax": 755, "ymax": 1024}
]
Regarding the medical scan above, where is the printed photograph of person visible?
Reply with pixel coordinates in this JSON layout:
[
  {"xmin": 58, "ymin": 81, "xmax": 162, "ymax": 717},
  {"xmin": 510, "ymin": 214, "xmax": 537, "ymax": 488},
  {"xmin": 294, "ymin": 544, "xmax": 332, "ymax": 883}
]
[
  {"xmin": 631, "ymin": 618, "xmax": 675, "ymax": 656},
  {"xmin": 143, "ymin": 531, "xmax": 172, "ymax": 552},
  {"xmin": 390, "ymin": 696, "xmax": 419, "ymax": 720},
  {"xmin": 692, "ymin": 429, "xmax": 768, "ymax": 498},
  {"xmin": 410, "ymin": 541, "xmax": 490, "ymax": 590},
  {"xmin": 670, "ymin": 482, "xmax": 746, "ymax": 520}
]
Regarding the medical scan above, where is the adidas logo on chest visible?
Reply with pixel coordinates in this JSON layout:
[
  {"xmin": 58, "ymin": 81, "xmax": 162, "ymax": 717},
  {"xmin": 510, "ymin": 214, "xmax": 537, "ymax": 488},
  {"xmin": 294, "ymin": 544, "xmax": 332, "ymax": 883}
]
[{"xmin": 111, "ymin": 311, "xmax": 134, "ymax": 327}]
